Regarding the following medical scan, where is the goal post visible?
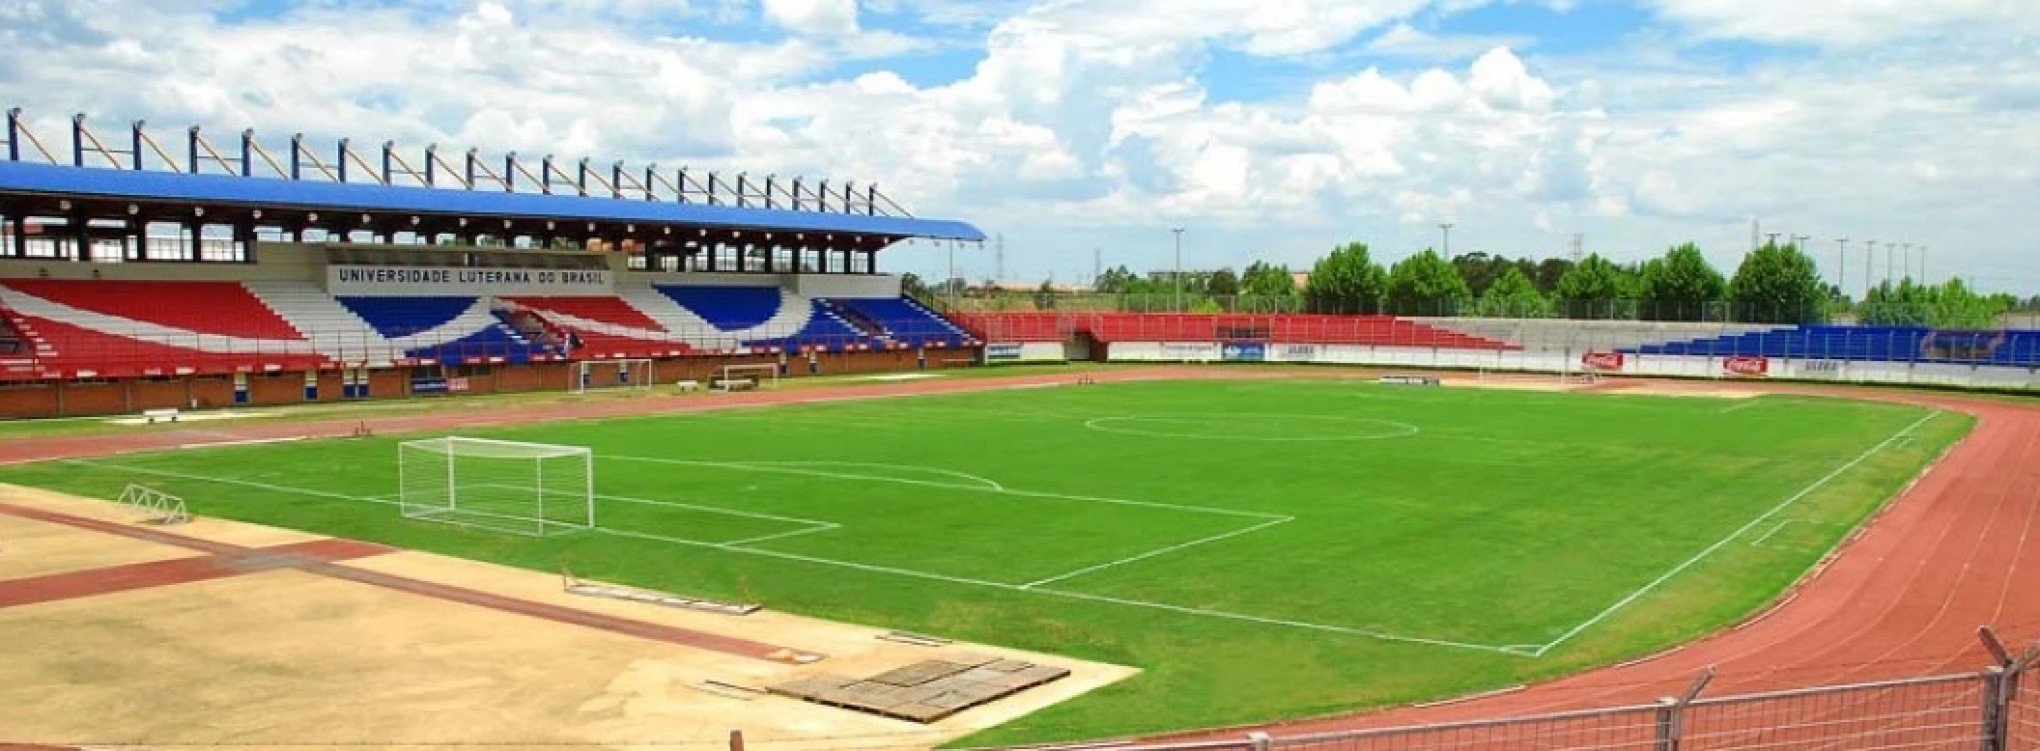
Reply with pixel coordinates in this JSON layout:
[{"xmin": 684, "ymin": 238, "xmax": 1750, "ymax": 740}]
[
  {"xmin": 574, "ymin": 358, "xmax": 655, "ymax": 394},
  {"xmin": 398, "ymin": 437, "xmax": 594, "ymax": 537},
  {"xmin": 715, "ymin": 363, "xmax": 780, "ymax": 391}
]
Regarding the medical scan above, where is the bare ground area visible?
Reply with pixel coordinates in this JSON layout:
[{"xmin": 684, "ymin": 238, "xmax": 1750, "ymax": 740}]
[{"xmin": 0, "ymin": 486, "xmax": 1135, "ymax": 751}]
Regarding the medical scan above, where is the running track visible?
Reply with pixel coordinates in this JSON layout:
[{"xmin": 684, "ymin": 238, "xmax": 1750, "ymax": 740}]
[{"xmin": 3, "ymin": 368, "xmax": 2036, "ymax": 741}]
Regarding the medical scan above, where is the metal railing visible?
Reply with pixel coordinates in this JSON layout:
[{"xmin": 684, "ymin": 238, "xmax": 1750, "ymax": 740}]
[
  {"xmin": 999, "ymin": 633, "xmax": 2040, "ymax": 751},
  {"xmin": 944, "ymin": 311, "xmax": 2040, "ymax": 369}
]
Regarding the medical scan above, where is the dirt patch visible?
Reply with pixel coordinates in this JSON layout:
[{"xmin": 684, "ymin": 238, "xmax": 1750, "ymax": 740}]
[{"xmin": 0, "ymin": 487, "xmax": 1136, "ymax": 750}]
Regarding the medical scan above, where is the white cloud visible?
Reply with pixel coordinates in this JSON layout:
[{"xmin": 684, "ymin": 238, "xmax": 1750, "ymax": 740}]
[
  {"xmin": 762, "ymin": 0, "xmax": 859, "ymax": 35},
  {"xmin": 0, "ymin": 0, "xmax": 2036, "ymax": 290},
  {"xmin": 1646, "ymin": 0, "xmax": 2035, "ymax": 46},
  {"xmin": 1364, "ymin": 22, "xmax": 1532, "ymax": 61}
]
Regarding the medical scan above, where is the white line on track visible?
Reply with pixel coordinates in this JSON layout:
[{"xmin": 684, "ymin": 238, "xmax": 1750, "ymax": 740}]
[
  {"xmin": 57, "ymin": 458, "xmax": 1522, "ymax": 656},
  {"xmin": 1532, "ymin": 409, "xmax": 1942, "ymax": 657}
]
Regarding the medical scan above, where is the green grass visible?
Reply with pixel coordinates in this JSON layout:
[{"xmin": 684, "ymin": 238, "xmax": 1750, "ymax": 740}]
[{"xmin": 0, "ymin": 378, "xmax": 1970, "ymax": 745}]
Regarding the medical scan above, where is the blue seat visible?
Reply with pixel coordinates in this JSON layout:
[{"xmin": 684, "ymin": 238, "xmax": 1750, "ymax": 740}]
[
  {"xmin": 657, "ymin": 286, "xmax": 783, "ymax": 329},
  {"xmin": 832, "ymin": 297, "xmax": 972, "ymax": 347},
  {"xmin": 337, "ymin": 296, "xmax": 477, "ymax": 338}
]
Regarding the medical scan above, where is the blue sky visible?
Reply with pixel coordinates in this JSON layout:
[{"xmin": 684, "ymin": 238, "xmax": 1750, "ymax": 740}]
[{"xmin": 1, "ymin": 0, "xmax": 2036, "ymax": 293}]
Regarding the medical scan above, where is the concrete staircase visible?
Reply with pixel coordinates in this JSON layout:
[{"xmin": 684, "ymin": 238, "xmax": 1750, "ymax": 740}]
[{"xmin": 241, "ymin": 280, "xmax": 398, "ymax": 364}]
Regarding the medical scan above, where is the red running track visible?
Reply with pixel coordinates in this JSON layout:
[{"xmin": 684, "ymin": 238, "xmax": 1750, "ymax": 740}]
[
  {"xmin": 3, "ymin": 370, "xmax": 2034, "ymax": 740},
  {"xmin": 1166, "ymin": 384, "xmax": 2040, "ymax": 740}
]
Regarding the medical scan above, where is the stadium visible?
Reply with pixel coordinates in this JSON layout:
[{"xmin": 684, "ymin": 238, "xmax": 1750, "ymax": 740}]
[{"xmin": 0, "ymin": 97, "xmax": 2037, "ymax": 751}]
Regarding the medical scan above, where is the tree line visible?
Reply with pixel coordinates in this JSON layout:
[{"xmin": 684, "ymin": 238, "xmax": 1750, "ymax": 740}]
[{"xmin": 917, "ymin": 240, "xmax": 2022, "ymax": 327}]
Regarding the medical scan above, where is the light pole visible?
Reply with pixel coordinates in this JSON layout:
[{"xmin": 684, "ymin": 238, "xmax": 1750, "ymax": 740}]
[
  {"xmin": 946, "ymin": 240, "xmax": 957, "ymax": 307},
  {"xmin": 1171, "ymin": 227, "xmax": 1185, "ymax": 311},
  {"xmin": 1835, "ymin": 238, "xmax": 1848, "ymax": 296},
  {"xmin": 1439, "ymin": 222, "xmax": 1454, "ymax": 256}
]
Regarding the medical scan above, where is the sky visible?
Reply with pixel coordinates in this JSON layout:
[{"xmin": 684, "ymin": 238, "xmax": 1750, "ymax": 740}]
[{"xmin": 1, "ymin": 0, "xmax": 2037, "ymax": 294}]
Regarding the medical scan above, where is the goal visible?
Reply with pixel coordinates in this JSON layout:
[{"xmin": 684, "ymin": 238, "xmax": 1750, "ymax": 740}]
[
  {"xmin": 1559, "ymin": 363, "xmax": 1602, "ymax": 386},
  {"xmin": 574, "ymin": 358, "xmax": 655, "ymax": 394},
  {"xmin": 398, "ymin": 437, "xmax": 594, "ymax": 536},
  {"xmin": 714, "ymin": 363, "xmax": 779, "ymax": 392}
]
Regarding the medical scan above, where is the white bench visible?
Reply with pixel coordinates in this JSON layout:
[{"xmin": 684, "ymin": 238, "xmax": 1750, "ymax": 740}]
[
  {"xmin": 675, "ymin": 379, "xmax": 702, "ymax": 393},
  {"xmin": 142, "ymin": 408, "xmax": 180, "ymax": 424}
]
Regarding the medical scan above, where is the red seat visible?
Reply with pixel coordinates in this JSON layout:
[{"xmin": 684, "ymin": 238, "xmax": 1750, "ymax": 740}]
[
  {"xmin": 504, "ymin": 296, "xmax": 665, "ymax": 331},
  {"xmin": 1, "ymin": 313, "xmax": 328, "ymax": 379},
  {"xmin": 3, "ymin": 279, "xmax": 301, "ymax": 339}
]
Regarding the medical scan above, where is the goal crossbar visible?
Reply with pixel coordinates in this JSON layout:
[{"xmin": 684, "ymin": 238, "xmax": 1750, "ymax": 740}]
[
  {"xmin": 715, "ymin": 363, "xmax": 779, "ymax": 391},
  {"xmin": 398, "ymin": 436, "xmax": 594, "ymax": 537},
  {"xmin": 574, "ymin": 358, "xmax": 656, "ymax": 394}
]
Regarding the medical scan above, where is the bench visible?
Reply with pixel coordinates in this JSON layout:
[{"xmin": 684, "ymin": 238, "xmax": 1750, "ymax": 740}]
[
  {"xmin": 143, "ymin": 408, "xmax": 180, "ymax": 424},
  {"xmin": 675, "ymin": 379, "xmax": 702, "ymax": 393},
  {"xmin": 712, "ymin": 378, "xmax": 759, "ymax": 392}
]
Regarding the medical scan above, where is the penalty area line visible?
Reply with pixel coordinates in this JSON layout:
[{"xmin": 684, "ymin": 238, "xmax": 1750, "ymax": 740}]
[
  {"xmin": 55, "ymin": 459, "xmax": 1527, "ymax": 657},
  {"xmin": 602, "ymin": 525, "xmax": 1526, "ymax": 657},
  {"xmin": 1019, "ymin": 516, "xmax": 1294, "ymax": 589},
  {"xmin": 1532, "ymin": 409, "xmax": 1942, "ymax": 658}
]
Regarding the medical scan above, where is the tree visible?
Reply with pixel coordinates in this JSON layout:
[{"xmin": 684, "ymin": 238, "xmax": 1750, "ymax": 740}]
[
  {"xmin": 900, "ymin": 272, "xmax": 933, "ymax": 301},
  {"xmin": 1862, "ymin": 277, "xmax": 2013, "ymax": 328},
  {"xmin": 1636, "ymin": 243, "xmax": 1726, "ymax": 321},
  {"xmin": 1205, "ymin": 268, "xmax": 1240, "ymax": 297},
  {"xmin": 1729, "ymin": 242, "xmax": 1828, "ymax": 323},
  {"xmin": 1303, "ymin": 242, "xmax": 1388, "ymax": 314},
  {"xmin": 1032, "ymin": 279, "xmax": 1058, "ymax": 310},
  {"xmin": 1533, "ymin": 257, "xmax": 1574, "ymax": 293},
  {"xmin": 1477, "ymin": 265, "xmax": 1552, "ymax": 317},
  {"xmin": 1553, "ymin": 253, "xmax": 1634, "ymax": 319},
  {"xmin": 1095, "ymin": 265, "xmax": 1141, "ymax": 294},
  {"xmin": 1385, "ymin": 249, "xmax": 1473, "ymax": 315},
  {"xmin": 1449, "ymin": 252, "xmax": 1506, "ymax": 298},
  {"xmin": 1241, "ymin": 261, "xmax": 1297, "ymax": 297}
]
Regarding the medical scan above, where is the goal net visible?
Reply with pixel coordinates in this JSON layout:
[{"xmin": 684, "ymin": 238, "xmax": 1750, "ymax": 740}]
[
  {"xmin": 574, "ymin": 358, "xmax": 655, "ymax": 394},
  {"xmin": 715, "ymin": 363, "xmax": 779, "ymax": 392},
  {"xmin": 398, "ymin": 437, "xmax": 594, "ymax": 536}
]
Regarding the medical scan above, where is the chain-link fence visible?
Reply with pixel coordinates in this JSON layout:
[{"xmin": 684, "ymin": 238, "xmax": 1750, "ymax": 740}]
[
  {"xmin": 930, "ymin": 292, "xmax": 2034, "ymax": 330},
  {"xmin": 998, "ymin": 663, "xmax": 2037, "ymax": 751}
]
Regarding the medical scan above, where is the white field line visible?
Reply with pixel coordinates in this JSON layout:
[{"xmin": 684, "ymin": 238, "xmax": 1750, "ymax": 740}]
[
  {"xmin": 733, "ymin": 460, "xmax": 1007, "ymax": 492},
  {"xmin": 1717, "ymin": 400, "xmax": 1762, "ymax": 415},
  {"xmin": 1749, "ymin": 518, "xmax": 1802, "ymax": 547},
  {"xmin": 57, "ymin": 459, "xmax": 1524, "ymax": 656},
  {"xmin": 1533, "ymin": 410, "xmax": 1942, "ymax": 657},
  {"xmin": 598, "ymin": 525, "xmax": 1524, "ymax": 655},
  {"xmin": 604, "ymin": 454, "xmax": 1286, "ymax": 521},
  {"xmin": 1020, "ymin": 516, "xmax": 1294, "ymax": 589},
  {"xmin": 717, "ymin": 523, "xmax": 843, "ymax": 546}
]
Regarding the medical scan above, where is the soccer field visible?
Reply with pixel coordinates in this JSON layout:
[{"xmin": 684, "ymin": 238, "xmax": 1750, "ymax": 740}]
[{"xmin": 0, "ymin": 378, "xmax": 1971, "ymax": 744}]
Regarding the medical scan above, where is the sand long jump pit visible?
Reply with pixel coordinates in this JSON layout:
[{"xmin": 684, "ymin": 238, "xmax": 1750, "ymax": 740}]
[{"xmin": 0, "ymin": 485, "xmax": 1134, "ymax": 751}]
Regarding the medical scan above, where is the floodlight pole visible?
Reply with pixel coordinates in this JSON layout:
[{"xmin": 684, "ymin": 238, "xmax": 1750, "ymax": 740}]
[
  {"xmin": 1835, "ymin": 239, "xmax": 1848, "ymax": 296},
  {"xmin": 1439, "ymin": 222, "xmax": 1454, "ymax": 256},
  {"xmin": 1172, "ymin": 227, "xmax": 1186, "ymax": 311}
]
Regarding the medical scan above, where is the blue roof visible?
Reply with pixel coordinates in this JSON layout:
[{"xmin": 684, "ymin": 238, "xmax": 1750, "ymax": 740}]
[{"xmin": 0, "ymin": 160, "xmax": 985, "ymax": 242}]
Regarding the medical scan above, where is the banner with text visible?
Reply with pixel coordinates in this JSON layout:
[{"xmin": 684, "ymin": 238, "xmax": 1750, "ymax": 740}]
[
  {"xmin": 1723, "ymin": 355, "xmax": 1771, "ymax": 377},
  {"xmin": 1221, "ymin": 342, "xmax": 1267, "ymax": 362},
  {"xmin": 1582, "ymin": 351, "xmax": 1625, "ymax": 371},
  {"xmin": 327, "ymin": 265, "xmax": 614, "ymax": 297}
]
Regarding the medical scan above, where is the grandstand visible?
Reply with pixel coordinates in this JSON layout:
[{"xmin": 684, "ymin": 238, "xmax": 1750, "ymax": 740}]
[{"xmin": 0, "ymin": 109, "xmax": 983, "ymax": 416}]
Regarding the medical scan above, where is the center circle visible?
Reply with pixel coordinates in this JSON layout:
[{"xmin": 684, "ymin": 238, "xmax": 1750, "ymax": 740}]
[{"xmin": 1082, "ymin": 414, "xmax": 1420, "ymax": 442}]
